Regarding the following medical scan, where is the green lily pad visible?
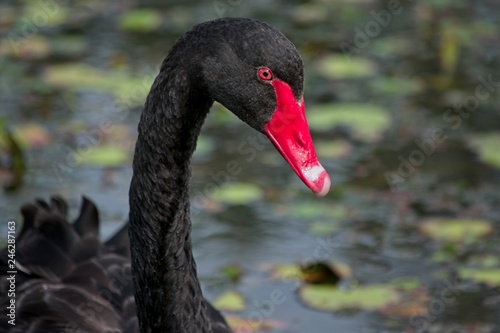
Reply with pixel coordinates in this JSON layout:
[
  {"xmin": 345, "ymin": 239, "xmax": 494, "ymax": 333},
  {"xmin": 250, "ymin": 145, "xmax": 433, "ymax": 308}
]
[
  {"xmin": 225, "ymin": 315, "xmax": 286, "ymax": 332},
  {"xmin": 289, "ymin": 201, "xmax": 327, "ymax": 218},
  {"xmin": 378, "ymin": 289, "xmax": 429, "ymax": 318},
  {"xmin": 390, "ymin": 278, "xmax": 422, "ymax": 291},
  {"xmin": 315, "ymin": 140, "xmax": 352, "ymax": 159},
  {"xmin": 285, "ymin": 201, "xmax": 348, "ymax": 219},
  {"xmin": 51, "ymin": 36, "xmax": 88, "ymax": 57},
  {"xmin": 44, "ymin": 64, "xmax": 154, "ymax": 107},
  {"xmin": 12, "ymin": 123, "xmax": 51, "ymax": 148},
  {"xmin": 309, "ymin": 221, "xmax": 338, "ymax": 235},
  {"xmin": 270, "ymin": 262, "xmax": 351, "ymax": 283},
  {"xmin": 419, "ymin": 218, "xmax": 492, "ymax": 243},
  {"xmin": 211, "ymin": 183, "xmax": 263, "ymax": 204},
  {"xmin": 459, "ymin": 268, "xmax": 500, "ymax": 286},
  {"xmin": 270, "ymin": 263, "xmax": 304, "ymax": 281},
  {"xmin": 299, "ymin": 284, "xmax": 399, "ymax": 311},
  {"xmin": 118, "ymin": 9, "xmax": 162, "ymax": 32},
  {"xmin": 212, "ymin": 291, "xmax": 245, "ymax": 312},
  {"xmin": 369, "ymin": 77, "xmax": 422, "ymax": 96},
  {"xmin": 220, "ymin": 264, "xmax": 243, "ymax": 283},
  {"xmin": 371, "ymin": 37, "xmax": 414, "ymax": 57},
  {"xmin": 25, "ymin": 3, "xmax": 68, "ymax": 27},
  {"xmin": 431, "ymin": 243, "xmax": 460, "ymax": 263},
  {"xmin": 307, "ymin": 103, "xmax": 390, "ymax": 140},
  {"xmin": 316, "ymin": 55, "xmax": 376, "ymax": 79},
  {"xmin": 0, "ymin": 35, "xmax": 50, "ymax": 59},
  {"xmin": 467, "ymin": 133, "xmax": 500, "ymax": 169},
  {"xmin": 79, "ymin": 145, "xmax": 129, "ymax": 167}
]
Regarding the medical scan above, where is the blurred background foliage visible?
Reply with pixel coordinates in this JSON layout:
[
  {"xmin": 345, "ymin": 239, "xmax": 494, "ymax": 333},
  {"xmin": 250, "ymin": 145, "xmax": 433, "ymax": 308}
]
[{"xmin": 0, "ymin": 0, "xmax": 499, "ymax": 332}]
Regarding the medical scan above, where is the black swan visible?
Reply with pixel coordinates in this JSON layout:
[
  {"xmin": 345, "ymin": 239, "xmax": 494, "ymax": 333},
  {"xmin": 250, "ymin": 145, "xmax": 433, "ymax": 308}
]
[{"xmin": 0, "ymin": 17, "xmax": 330, "ymax": 333}]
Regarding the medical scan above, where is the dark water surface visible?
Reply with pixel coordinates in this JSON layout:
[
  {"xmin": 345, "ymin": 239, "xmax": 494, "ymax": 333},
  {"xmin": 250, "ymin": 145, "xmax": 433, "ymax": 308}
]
[{"xmin": 1, "ymin": 1, "xmax": 500, "ymax": 332}]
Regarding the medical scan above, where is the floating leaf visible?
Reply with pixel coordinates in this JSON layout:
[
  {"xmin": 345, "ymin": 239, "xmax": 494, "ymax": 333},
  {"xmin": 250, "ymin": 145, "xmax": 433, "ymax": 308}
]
[
  {"xmin": 51, "ymin": 36, "xmax": 88, "ymax": 58},
  {"xmin": 44, "ymin": 64, "xmax": 154, "ymax": 107},
  {"xmin": 270, "ymin": 263, "xmax": 304, "ymax": 281},
  {"xmin": 1, "ymin": 35, "xmax": 50, "ymax": 59},
  {"xmin": 118, "ymin": 9, "xmax": 162, "ymax": 32},
  {"xmin": 299, "ymin": 284, "xmax": 399, "ymax": 311},
  {"xmin": 379, "ymin": 289, "xmax": 429, "ymax": 318},
  {"xmin": 285, "ymin": 201, "xmax": 348, "ymax": 219},
  {"xmin": 459, "ymin": 268, "xmax": 500, "ymax": 286},
  {"xmin": 440, "ymin": 23, "xmax": 460, "ymax": 75},
  {"xmin": 419, "ymin": 218, "xmax": 492, "ymax": 243},
  {"xmin": 25, "ymin": 3, "xmax": 68, "ymax": 26},
  {"xmin": 390, "ymin": 278, "xmax": 422, "ymax": 291},
  {"xmin": 467, "ymin": 133, "xmax": 500, "ymax": 169},
  {"xmin": 213, "ymin": 291, "xmax": 245, "ymax": 312},
  {"xmin": 12, "ymin": 123, "xmax": 51, "ymax": 148},
  {"xmin": 288, "ymin": 201, "xmax": 327, "ymax": 218},
  {"xmin": 270, "ymin": 262, "xmax": 351, "ymax": 283},
  {"xmin": 211, "ymin": 183, "xmax": 263, "ymax": 204},
  {"xmin": 225, "ymin": 315, "xmax": 287, "ymax": 333},
  {"xmin": 79, "ymin": 145, "xmax": 129, "ymax": 167},
  {"xmin": 0, "ymin": 121, "xmax": 25, "ymax": 190},
  {"xmin": 307, "ymin": 103, "xmax": 390, "ymax": 140},
  {"xmin": 316, "ymin": 55, "xmax": 376, "ymax": 79},
  {"xmin": 220, "ymin": 264, "xmax": 243, "ymax": 283},
  {"xmin": 309, "ymin": 221, "xmax": 338, "ymax": 235},
  {"xmin": 315, "ymin": 140, "xmax": 352, "ymax": 159},
  {"xmin": 369, "ymin": 77, "xmax": 422, "ymax": 96},
  {"xmin": 371, "ymin": 37, "xmax": 414, "ymax": 57},
  {"xmin": 300, "ymin": 262, "xmax": 345, "ymax": 284}
]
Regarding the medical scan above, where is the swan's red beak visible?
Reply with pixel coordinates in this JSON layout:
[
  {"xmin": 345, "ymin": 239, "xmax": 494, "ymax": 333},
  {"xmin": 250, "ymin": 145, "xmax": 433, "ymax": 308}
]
[{"xmin": 264, "ymin": 80, "xmax": 330, "ymax": 197}]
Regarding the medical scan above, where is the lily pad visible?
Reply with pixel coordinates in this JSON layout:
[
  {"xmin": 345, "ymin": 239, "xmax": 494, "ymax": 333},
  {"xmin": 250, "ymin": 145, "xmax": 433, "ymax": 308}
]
[
  {"xmin": 25, "ymin": 3, "xmax": 68, "ymax": 27},
  {"xmin": 459, "ymin": 268, "xmax": 500, "ymax": 286},
  {"xmin": 225, "ymin": 315, "xmax": 286, "ymax": 333},
  {"xmin": 307, "ymin": 103, "xmax": 390, "ymax": 140},
  {"xmin": 12, "ymin": 123, "xmax": 51, "ymax": 148},
  {"xmin": 212, "ymin": 291, "xmax": 245, "ymax": 312},
  {"xmin": 270, "ymin": 262, "xmax": 351, "ymax": 283},
  {"xmin": 315, "ymin": 139, "xmax": 352, "ymax": 159},
  {"xmin": 79, "ymin": 145, "xmax": 129, "ymax": 167},
  {"xmin": 118, "ymin": 9, "xmax": 162, "ymax": 32},
  {"xmin": 369, "ymin": 77, "xmax": 422, "ymax": 96},
  {"xmin": 44, "ymin": 64, "xmax": 154, "ymax": 107},
  {"xmin": 0, "ymin": 35, "xmax": 50, "ymax": 59},
  {"xmin": 211, "ymin": 183, "xmax": 263, "ymax": 204},
  {"xmin": 389, "ymin": 278, "xmax": 422, "ymax": 291},
  {"xmin": 371, "ymin": 37, "xmax": 414, "ymax": 57},
  {"xmin": 270, "ymin": 263, "xmax": 304, "ymax": 281},
  {"xmin": 309, "ymin": 221, "xmax": 338, "ymax": 235},
  {"xmin": 467, "ymin": 133, "xmax": 500, "ymax": 169},
  {"xmin": 419, "ymin": 218, "xmax": 492, "ymax": 243},
  {"xmin": 316, "ymin": 55, "xmax": 376, "ymax": 79},
  {"xmin": 379, "ymin": 289, "xmax": 429, "ymax": 318},
  {"xmin": 285, "ymin": 201, "xmax": 348, "ymax": 219},
  {"xmin": 220, "ymin": 264, "xmax": 243, "ymax": 283},
  {"xmin": 299, "ymin": 284, "xmax": 399, "ymax": 311}
]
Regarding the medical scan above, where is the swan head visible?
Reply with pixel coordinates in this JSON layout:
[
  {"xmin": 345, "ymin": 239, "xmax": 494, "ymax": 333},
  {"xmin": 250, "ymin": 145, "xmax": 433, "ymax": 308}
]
[{"xmin": 189, "ymin": 18, "xmax": 331, "ymax": 197}]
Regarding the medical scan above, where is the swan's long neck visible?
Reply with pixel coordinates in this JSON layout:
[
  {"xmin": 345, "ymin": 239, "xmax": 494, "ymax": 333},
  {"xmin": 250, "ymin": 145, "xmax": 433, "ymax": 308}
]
[{"xmin": 129, "ymin": 61, "xmax": 213, "ymax": 333}]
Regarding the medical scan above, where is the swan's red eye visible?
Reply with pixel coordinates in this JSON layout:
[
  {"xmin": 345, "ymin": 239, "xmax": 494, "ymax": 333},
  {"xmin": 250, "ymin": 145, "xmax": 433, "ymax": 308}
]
[{"xmin": 258, "ymin": 68, "xmax": 273, "ymax": 81}]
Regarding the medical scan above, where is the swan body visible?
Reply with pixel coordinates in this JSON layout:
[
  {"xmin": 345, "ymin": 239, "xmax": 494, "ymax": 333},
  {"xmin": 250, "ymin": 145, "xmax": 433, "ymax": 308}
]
[{"xmin": 0, "ymin": 17, "xmax": 329, "ymax": 333}]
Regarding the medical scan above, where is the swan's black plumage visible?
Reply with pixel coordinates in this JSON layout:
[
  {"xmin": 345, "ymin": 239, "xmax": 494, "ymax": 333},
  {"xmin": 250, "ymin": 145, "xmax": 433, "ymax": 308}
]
[{"xmin": 0, "ymin": 17, "xmax": 306, "ymax": 333}]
